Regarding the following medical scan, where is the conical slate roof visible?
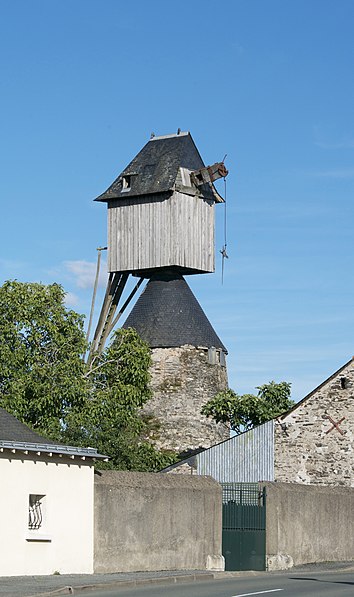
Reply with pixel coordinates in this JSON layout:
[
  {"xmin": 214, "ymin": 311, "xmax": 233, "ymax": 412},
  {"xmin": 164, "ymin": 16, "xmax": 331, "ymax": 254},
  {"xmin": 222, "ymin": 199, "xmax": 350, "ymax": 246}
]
[
  {"xmin": 95, "ymin": 131, "xmax": 221, "ymax": 203},
  {"xmin": 122, "ymin": 271, "xmax": 227, "ymax": 353}
]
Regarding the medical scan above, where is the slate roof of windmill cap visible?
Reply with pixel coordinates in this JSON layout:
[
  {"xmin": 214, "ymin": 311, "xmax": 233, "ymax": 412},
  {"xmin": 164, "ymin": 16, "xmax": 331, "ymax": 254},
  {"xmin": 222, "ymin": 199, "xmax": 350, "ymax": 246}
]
[
  {"xmin": 122, "ymin": 271, "xmax": 227, "ymax": 353},
  {"xmin": 94, "ymin": 131, "xmax": 221, "ymax": 203},
  {"xmin": 0, "ymin": 408, "xmax": 108, "ymax": 459}
]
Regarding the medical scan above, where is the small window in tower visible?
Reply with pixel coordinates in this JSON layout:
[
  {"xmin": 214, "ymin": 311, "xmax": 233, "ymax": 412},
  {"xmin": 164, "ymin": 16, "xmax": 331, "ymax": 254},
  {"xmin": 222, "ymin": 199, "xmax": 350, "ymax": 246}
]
[
  {"xmin": 122, "ymin": 175, "xmax": 131, "ymax": 191},
  {"xmin": 340, "ymin": 377, "xmax": 348, "ymax": 389},
  {"xmin": 220, "ymin": 350, "xmax": 226, "ymax": 368},
  {"xmin": 208, "ymin": 347, "xmax": 217, "ymax": 365}
]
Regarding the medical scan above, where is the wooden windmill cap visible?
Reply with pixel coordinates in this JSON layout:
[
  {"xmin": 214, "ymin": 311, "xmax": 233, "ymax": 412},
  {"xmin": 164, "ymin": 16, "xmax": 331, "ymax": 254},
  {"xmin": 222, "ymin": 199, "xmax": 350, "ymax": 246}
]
[
  {"xmin": 94, "ymin": 132, "xmax": 224, "ymax": 203},
  {"xmin": 122, "ymin": 271, "xmax": 227, "ymax": 353}
]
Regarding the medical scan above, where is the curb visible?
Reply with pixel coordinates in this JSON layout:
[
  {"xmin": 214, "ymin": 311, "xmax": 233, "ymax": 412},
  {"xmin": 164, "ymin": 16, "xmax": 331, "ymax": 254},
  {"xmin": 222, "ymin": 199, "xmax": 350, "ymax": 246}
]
[
  {"xmin": 28, "ymin": 589, "xmax": 73, "ymax": 597},
  {"xmin": 28, "ymin": 573, "xmax": 216, "ymax": 596},
  {"xmin": 24, "ymin": 564, "xmax": 354, "ymax": 597}
]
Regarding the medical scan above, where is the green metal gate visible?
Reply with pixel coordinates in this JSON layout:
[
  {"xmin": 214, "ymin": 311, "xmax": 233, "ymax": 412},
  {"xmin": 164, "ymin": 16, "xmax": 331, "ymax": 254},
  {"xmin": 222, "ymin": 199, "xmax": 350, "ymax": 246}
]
[{"xmin": 222, "ymin": 483, "xmax": 266, "ymax": 571}]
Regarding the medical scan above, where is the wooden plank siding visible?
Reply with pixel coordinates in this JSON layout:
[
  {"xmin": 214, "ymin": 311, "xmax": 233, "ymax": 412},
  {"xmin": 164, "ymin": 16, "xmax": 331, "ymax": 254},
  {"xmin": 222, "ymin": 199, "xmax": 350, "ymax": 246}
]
[{"xmin": 107, "ymin": 191, "xmax": 215, "ymax": 274}]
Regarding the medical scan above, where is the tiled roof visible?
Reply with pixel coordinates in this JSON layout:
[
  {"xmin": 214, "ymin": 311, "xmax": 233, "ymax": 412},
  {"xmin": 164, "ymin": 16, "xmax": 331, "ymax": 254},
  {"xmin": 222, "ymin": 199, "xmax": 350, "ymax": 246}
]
[
  {"xmin": 94, "ymin": 132, "xmax": 217, "ymax": 202},
  {"xmin": 0, "ymin": 408, "xmax": 107, "ymax": 459},
  {"xmin": 122, "ymin": 271, "xmax": 227, "ymax": 353}
]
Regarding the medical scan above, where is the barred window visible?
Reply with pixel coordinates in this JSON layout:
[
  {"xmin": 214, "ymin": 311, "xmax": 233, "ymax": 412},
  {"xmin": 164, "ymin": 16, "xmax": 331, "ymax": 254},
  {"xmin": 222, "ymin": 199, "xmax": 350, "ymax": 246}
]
[{"xmin": 28, "ymin": 494, "xmax": 45, "ymax": 530}]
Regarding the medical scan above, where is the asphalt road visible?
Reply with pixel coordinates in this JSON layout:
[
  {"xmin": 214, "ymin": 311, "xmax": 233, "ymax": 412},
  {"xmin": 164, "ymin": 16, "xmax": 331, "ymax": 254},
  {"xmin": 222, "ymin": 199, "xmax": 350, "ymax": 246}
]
[{"xmin": 77, "ymin": 571, "xmax": 354, "ymax": 597}]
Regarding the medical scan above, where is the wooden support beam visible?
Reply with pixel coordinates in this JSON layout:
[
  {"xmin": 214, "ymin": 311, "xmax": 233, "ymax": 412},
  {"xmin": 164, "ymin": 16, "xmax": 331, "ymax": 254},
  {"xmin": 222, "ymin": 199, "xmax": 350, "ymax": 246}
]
[
  {"xmin": 107, "ymin": 277, "xmax": 144, "ymax": 337},
  {"xmin": 96, "ymin": 272, "xmax": 129, "ymax": 355},
  {"xmin": 87, "ymin": 271, "xmax": 131, "ymax": 365}
]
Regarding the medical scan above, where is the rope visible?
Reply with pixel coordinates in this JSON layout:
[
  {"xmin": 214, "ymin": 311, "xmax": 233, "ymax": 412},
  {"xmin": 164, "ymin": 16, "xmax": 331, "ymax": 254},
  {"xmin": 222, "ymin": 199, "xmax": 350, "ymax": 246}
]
[
  {"xmin": 220, "ymin": 175, "xmax": 229, "ymax": 284},
  {"xmin": 224, "ymin": 176, "xmax": 227, "ymax": 249}
]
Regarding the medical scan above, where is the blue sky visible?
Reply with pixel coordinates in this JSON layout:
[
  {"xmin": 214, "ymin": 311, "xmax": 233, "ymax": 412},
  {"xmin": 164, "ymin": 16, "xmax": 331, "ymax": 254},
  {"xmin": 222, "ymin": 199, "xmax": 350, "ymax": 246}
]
[{"xmin": 1, "ymin": 0, "xmax": 353, "ymax": 403}]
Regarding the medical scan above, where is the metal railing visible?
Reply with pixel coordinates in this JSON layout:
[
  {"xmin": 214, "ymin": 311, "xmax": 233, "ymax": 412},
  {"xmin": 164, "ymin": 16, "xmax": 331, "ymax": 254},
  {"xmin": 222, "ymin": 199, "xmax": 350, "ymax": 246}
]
[{"xmin": 28, "ymin": 494, "xmax": 44, "ymax": 530}]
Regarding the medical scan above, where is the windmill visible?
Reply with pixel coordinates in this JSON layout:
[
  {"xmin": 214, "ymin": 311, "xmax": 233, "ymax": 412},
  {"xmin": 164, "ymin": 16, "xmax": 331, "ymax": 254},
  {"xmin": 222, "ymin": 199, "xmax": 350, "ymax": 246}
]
[
  {"xmin": 87, "ymin": 131, "xmax": 228, "ymax": 365},
  {"xmin": 87, "ymin": 131, "xmax": 230, "ymax": 452}
]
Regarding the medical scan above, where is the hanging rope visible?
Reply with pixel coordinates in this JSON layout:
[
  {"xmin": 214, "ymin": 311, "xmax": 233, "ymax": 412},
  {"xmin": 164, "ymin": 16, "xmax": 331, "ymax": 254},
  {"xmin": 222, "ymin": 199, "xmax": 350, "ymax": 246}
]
[{"xmin": 220, "ymin": 174, "xmax": 229, "ymax": 284}]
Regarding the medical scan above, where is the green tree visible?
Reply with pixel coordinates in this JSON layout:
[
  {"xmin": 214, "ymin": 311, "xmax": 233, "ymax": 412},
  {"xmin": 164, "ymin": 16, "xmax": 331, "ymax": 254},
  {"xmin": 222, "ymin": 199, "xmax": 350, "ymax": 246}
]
[
  {"xmin": 0, "ymin": 281, "xmax": 87, "ymax": 439},
  {"xmin": 201, "ymin": 381, "xmax": 294, "ymax": 434},
  {"xmin": 65, "ymin": 327, "xmax": 177, "ymax": 471},
  {"xmin": 0, "ymin": 280, "xmax": 177, "ymax": 470}
]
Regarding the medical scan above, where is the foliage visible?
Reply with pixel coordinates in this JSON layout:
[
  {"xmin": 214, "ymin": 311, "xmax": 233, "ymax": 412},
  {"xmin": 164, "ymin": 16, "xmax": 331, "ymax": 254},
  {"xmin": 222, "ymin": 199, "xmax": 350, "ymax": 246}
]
[
  {"xmin": 201, "ymin": 381, "xmax": 294, "ymax": 434},
  {"xmin": 0, "ymin": 281, "xmax": 87, "ymax": 439},
  {"xmin": 0, "ymin": 281, "xmax": 177, "ymax": 471},
  {"xmin": 65, "ymin": 327, "xmax": 178, "ymax": 471},
  {"xmin": 257, "ymin": 380, "xmax": 294, "ymax": 414}
]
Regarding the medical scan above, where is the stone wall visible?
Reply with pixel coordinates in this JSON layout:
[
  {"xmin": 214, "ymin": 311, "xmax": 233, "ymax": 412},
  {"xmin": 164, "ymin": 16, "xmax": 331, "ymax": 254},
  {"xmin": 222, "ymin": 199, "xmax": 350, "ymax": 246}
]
[
  {"xmin": 94, "ymin": 470, "xmax": 224, "ymax": 573},
  {"xmin": 144, "ymin": 345, "xmax": 229, "ymax": 453},
  {"xmin": 264, "ymin": 482, "xmax": 354, "ymax": 569},
  {"xmin": 274, "ymin": 358, "xmax": 354, "ymax": 486}
]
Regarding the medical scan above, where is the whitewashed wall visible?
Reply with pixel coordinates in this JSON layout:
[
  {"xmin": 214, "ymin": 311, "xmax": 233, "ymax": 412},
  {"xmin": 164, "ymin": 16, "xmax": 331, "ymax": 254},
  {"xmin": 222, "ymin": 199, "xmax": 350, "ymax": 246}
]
[{"xmin": 0, "ymin": 454, "xmax": 94, "ymax": 576}]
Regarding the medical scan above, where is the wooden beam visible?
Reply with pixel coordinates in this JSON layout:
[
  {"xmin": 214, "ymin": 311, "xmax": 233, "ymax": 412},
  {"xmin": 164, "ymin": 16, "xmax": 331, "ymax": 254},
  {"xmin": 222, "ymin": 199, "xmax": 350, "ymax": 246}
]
[{"xmin": 87, "ymin": 272, "xmax": 131, "ymax": 365}]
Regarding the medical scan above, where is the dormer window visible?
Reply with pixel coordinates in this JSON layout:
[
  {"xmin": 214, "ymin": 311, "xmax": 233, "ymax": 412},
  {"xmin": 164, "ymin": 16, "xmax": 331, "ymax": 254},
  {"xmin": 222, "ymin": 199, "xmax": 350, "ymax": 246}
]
[{"xmin": 122, "ymin": 175, "xmax": 131, "ymax": 191}]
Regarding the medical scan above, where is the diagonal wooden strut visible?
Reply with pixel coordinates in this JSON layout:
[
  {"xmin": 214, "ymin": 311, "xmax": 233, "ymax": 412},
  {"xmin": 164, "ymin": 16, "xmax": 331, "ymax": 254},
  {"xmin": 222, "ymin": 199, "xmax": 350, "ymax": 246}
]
[
  {"xmin": 97, "ymin": 272, "xmax": 129, "ymax": 354},
  {"xmin": 107, "ymin": 276, "xmax": 144, "ymax": 336},
  {"xmin": 87, "ymin": 272, "xmax": 128, "ymax": 365},
  {"xmin": 86, "ymin": 273, "xmax": 145, "ymax": 367}
]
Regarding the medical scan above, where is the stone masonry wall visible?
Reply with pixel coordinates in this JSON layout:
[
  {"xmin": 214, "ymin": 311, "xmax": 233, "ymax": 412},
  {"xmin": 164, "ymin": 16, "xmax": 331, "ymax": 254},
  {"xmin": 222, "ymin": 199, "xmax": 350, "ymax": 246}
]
[
  {"xmin": 274, "ymin": 358, "xmax": 354, "ymax": 486},
  {"xmin": 143, "ymin": 345, "xmax": 229, "ymax": 453}
]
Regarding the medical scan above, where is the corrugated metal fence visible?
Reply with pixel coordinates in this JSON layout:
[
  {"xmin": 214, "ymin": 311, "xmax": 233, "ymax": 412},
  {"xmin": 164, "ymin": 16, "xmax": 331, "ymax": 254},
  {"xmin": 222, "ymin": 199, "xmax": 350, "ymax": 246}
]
[{"xmin": 197, "ymin": 420, "xmax": 275, "ymax": 483}]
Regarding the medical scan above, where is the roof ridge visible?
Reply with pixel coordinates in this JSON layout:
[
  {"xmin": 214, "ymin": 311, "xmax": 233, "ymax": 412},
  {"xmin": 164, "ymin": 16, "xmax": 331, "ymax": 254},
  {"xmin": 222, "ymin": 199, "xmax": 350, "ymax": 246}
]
[{"xmin": 150, "ymin": 131, "xmax": 189, "ymax": 140}]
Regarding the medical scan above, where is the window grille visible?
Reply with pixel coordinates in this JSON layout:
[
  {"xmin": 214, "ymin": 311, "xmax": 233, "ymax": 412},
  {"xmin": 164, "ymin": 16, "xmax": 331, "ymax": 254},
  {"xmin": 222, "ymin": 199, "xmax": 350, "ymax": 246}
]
[{"xmin": 28, "ymin": 494, "xmax": 45, "ymax": 530}]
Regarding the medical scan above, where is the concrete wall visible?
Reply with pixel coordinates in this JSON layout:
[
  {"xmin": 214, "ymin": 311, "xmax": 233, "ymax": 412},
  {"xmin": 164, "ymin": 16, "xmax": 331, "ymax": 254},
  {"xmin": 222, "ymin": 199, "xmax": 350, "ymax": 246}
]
[
  {"xmin": 146, "ymin": 345, "xmax": 229, "ymax": 453},
  {"xmin": 274, "ymin": 358, "xmax": 354, "ymax": 486},
  {"xmin": 94, "ymin": 470, "xmax": 224, "ymax": 573},
  {"xmin": 264, "ymin": 482, "xmax": 354, "ymax": 570},
  {"xmin": 0, "ymin": 453, "xmax": 94, "ymax": 576}
]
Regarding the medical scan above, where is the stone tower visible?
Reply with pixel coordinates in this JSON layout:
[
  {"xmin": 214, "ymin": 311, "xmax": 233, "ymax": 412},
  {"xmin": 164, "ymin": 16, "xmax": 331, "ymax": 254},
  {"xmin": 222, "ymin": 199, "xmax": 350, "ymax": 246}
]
[{"xmin": 123, "ymin": 271, "xmax": 229, "ymax": 454}]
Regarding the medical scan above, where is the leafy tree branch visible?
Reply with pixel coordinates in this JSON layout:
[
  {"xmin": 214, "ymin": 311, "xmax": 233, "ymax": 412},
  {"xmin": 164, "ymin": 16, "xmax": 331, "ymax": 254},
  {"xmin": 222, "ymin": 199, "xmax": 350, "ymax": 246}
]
[
  {"xmin": 201, "ymin": 381, "xmax": 294, "ymax": 434},
  {"xmin": 0, "ymin": 280, "xmax": 177, "ymax": 471}
]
